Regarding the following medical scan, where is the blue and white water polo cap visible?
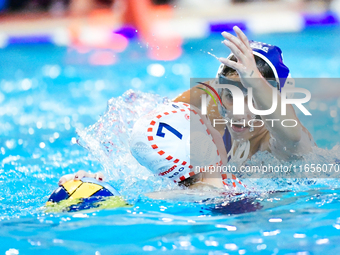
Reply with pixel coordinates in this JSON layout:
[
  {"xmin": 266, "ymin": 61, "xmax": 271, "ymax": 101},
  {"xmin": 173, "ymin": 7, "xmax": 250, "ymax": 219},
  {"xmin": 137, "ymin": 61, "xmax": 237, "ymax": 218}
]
[{"xmin": 217, "ymin": 40, "xmax": 295, "ymax": 91}]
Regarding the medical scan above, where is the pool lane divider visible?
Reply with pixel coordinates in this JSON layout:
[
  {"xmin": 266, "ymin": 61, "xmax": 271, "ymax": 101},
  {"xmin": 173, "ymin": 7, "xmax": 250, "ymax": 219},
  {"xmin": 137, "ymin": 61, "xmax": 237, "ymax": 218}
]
[
  {"xmin": 303, "ymin": 11, "xmax": 339, "ymax": 26},
  {"xmin": 8, "ymin": 35, "xmax": 53, "ymax": 45}
]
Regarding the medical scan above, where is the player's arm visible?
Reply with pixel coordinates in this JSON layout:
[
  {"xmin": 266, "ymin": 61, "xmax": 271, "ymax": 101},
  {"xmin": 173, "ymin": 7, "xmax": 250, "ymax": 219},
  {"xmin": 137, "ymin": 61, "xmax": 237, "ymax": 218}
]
[
  {"xmin": 145, "ymin": 188, "xmax": 223, "ymax": 200},
  {"xmin": 219, "ymin": 26, "xmax": 313, "ymax": 154},
  {"xmin": 202, "ymin": 114, "xmax": 229, "ymax": 165},
  {"xmin": 190, "ymin": 106, "xmax": 229, "ymax": 165}
]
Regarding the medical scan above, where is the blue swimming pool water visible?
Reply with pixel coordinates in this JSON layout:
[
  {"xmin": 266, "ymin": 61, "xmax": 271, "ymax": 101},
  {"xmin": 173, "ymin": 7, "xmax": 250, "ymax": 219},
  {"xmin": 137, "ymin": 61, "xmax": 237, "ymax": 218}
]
[{"xmin": 1, "ymin": 26, "xmax": 340, "ymax": 254}]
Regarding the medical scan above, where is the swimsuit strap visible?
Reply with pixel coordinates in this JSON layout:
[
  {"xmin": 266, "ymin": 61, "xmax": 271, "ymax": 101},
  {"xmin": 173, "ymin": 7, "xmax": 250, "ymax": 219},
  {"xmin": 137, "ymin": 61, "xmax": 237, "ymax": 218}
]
[{"xmin": 223, "ymin": 128, "xmax": 232, "ymax": 154}]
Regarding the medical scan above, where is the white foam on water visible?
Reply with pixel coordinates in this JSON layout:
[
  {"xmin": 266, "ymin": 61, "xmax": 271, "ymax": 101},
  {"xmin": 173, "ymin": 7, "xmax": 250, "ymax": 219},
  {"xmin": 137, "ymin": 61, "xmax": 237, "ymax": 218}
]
[{"xmin": 76, "ymin": 90, "xmax": 177, "ymax": 201}]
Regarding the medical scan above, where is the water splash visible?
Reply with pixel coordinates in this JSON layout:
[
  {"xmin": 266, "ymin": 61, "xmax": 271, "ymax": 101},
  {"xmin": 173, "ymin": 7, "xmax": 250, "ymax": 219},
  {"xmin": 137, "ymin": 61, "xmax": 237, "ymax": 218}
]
[
  {"xmin": 76, "ymin": 90, "xmax": 176, "ymax": 201},
  {"xmin": 76, "ymin": 90, "xmax": 340, "ymax": 200},
  {"xmin": 75, "ymin": 91, "xmax": 252, "ymax": 202}
]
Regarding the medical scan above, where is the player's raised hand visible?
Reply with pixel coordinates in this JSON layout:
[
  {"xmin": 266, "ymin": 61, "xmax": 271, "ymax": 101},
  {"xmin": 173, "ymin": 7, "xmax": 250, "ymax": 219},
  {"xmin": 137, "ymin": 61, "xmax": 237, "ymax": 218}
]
[{"xmin": 219, "ymin": 26, "xmax": 262, "ymax": 87}]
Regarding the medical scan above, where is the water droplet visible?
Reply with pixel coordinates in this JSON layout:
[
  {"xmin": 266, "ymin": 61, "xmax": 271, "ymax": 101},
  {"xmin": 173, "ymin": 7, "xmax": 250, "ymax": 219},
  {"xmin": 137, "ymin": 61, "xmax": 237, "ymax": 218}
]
[{"xmin": 208, "ymin": 52, "xmax": 219, "ymax": 60}]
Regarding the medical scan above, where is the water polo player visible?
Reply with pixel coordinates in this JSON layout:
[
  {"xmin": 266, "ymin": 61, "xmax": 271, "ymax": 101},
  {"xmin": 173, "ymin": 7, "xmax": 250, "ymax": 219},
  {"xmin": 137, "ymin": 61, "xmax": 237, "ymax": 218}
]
[
  {"xmin": 59, "ymin": 26, "xmax": 315, "ymax": 191},
  {"xmin": 59, "ymin": 101, "xmax": 244, "ymax": 190},
  {"xmin": 175, "ymin": 26, "xmax": 315, "ymax": 163},
  {"xmin": 129, "ymin": 101, "xmax": 232, "ymax": 189}
]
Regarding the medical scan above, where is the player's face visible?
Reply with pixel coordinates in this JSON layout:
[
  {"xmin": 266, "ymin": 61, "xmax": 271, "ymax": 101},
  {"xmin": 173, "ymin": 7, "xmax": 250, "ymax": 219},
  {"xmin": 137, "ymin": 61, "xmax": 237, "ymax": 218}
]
[{"xmin": 220, "ymin": 76, "xmax": 266, "ymax": 141}]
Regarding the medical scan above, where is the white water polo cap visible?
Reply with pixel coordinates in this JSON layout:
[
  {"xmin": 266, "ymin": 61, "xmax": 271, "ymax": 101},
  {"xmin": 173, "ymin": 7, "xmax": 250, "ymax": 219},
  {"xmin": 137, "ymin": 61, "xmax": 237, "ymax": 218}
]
[{"xmin": 130, "ymin": 102, "xmax": 222, "ymax": 183}]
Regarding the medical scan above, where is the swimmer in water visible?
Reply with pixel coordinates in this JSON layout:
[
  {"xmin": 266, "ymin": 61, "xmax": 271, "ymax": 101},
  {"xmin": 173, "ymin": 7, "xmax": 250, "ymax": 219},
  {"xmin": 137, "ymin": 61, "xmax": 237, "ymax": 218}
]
[
  {"xmin": 175, "ymin": 26, "xmax": 315, "ymax": 163},
  {"xmin": 59, "ymin": 102, "xmax": 233, "ymax": 194},
  {"xmin": 58, "ymin": 26, "xmax": 315, "ymax": 194}
]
